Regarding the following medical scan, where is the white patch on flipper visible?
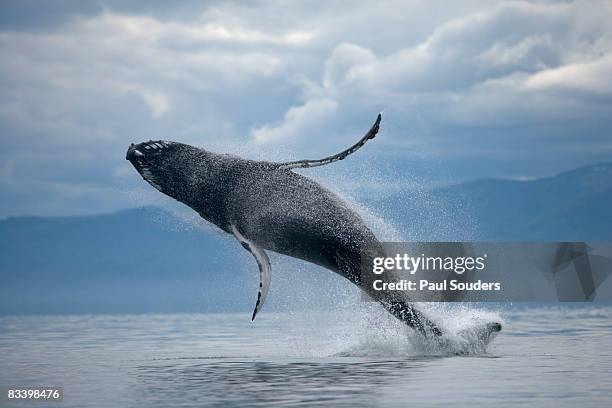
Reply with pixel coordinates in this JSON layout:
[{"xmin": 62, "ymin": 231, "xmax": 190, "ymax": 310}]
[{"xmin": 230, "ymin": 225, "xmax": 271, "ymax": 321}]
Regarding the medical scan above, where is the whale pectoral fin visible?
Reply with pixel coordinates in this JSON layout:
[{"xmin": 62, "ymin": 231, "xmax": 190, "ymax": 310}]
[
  {"xmin": 230, "ymin": 225, "xmax": 271, "ymax": 321},
  {"xmin": 277, "ymin": 113, "xmax": 382, "ymax": 170}
]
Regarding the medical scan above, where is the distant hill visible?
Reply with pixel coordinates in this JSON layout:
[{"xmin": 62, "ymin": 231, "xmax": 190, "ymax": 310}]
[
  {"xmin": 0, "ymin": 208, "xmax": 256, "ymax": 315},
  {"xmin": 1, "ymin": 162, "xmax": 611, "ymax": 315},
  {"xmin": 372, "ymin": 162, "xmax": 612, "ymax": 241}
]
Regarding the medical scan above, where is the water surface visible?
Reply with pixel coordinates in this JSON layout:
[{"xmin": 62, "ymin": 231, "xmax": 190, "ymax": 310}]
[{"xmin": 1, "ymin": 307, "xmax": 611, "ymax": 407}]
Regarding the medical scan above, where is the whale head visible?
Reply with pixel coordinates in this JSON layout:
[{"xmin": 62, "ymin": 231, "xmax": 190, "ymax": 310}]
[{"xmin": 126, "ymin": 140, "xmax": 205, "ymax": 202}]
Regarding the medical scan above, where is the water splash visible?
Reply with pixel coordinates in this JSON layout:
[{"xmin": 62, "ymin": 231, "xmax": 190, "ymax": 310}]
[
  {"xmin": 272, "ymin": 301, "xmax": 503, "ymax": 358},
  {"xmin": 127, "ymin": 138, "xmax": 502, "ymax": 357}
]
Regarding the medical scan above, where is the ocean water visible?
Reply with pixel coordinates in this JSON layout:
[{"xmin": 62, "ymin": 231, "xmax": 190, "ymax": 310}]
[{"xmin": 1, "ymin": 306, "xmax": 611, "ymax": 407}]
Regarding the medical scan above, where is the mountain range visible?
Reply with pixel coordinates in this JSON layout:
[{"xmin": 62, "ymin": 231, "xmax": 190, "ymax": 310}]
[
  {"xmin": 1, "ymin": 162, "xmax": 611, "ymax": 314},
  {"xmin": 372, "ymin": 162, "xmax": 612, "ymax": 241}
]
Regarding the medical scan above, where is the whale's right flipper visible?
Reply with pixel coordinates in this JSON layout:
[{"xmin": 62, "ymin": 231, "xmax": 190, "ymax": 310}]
[
  {"xmin": 277, "ymin": 113, "xmax": 381, "ymax": 170},
  {"xmin": 230, "ymin": 225, "xmax": 271, "ymax": 322}
]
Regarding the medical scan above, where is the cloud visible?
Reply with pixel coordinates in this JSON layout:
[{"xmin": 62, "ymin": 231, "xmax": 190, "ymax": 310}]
[
  {"xmin": 249, "ymin": 1, "xmax": 612, "ymax": 149},
  {"xmin": 252, "ymin": 98, "xmax": 338, "ymax": 143},
  {"xmin": 0, "ymin": 6, "xmax": 309, "ymax": 215},
  {"xmin": 1, "ymin": 0, "xmax": 612, "ymax": 216},
  {"xmin": 523, "ymin": 55, "xmax": 612, "ymax": 95},
  {"xmin": 0, "ymin": 11, "xmax": 291, "ymax": 119}
]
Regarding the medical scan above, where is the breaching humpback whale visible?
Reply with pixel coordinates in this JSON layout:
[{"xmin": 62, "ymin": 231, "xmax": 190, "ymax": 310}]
[{"xmin": 126, "ymin": 114, "xmax": 501, "ymax": 339}]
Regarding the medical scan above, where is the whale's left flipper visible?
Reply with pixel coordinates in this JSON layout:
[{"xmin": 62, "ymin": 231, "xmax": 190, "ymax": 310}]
[
  {"xmin": 231, "ymin": 225, "xmax": 271, "ymax": 321},
  {"xmin": 277, "ymin": 113, "xmax": 382, "ymax": 170}
]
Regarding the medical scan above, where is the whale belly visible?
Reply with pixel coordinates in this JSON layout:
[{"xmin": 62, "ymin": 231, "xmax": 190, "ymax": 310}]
[{"xmin": 227, "ymin": 168, "xmax": 377, "ymax": 283}]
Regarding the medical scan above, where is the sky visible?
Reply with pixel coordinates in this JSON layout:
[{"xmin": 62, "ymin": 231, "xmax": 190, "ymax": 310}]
[{"xmin": 0, "ymin": 0, "xmax": 611, "ymax": 217}]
